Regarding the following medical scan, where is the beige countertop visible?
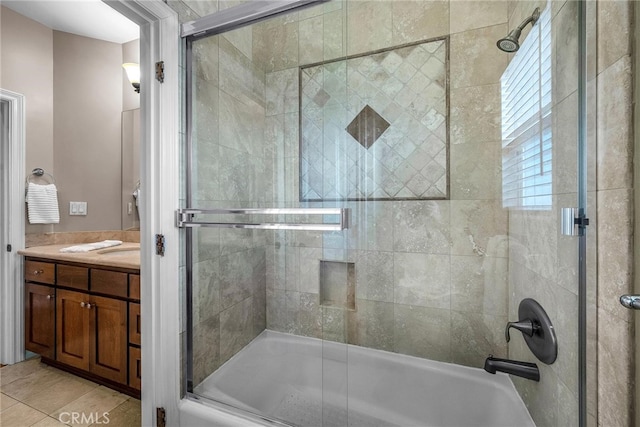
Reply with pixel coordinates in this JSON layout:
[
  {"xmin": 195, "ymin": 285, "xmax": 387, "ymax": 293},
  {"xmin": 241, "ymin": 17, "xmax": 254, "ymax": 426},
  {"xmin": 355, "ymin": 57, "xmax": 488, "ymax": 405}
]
[{"xmin": 18, "ymin": 242, "xmax": 140, "ymax": 270}]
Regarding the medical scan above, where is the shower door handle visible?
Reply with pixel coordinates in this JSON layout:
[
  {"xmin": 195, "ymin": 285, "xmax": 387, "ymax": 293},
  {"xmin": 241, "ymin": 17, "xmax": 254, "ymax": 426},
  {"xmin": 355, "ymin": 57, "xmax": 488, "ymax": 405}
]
[
  {"xmin": 176, "ymin": 207, "xmax": 350, "ymax": 231},
  {"xmin": 620, "ymin": 295, "xmax": 640, "ymax": 310}
]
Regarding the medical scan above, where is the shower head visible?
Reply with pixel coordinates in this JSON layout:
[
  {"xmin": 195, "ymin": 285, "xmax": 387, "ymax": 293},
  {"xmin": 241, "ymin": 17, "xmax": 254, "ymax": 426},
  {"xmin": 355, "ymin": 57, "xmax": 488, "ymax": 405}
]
[
  {"xmin": 497, "ymin": 29, "xmax": 522, "ymax": 53},
  {"xmin": 497, "ymin": 7, "xmax": 540, "ymax": 53}
]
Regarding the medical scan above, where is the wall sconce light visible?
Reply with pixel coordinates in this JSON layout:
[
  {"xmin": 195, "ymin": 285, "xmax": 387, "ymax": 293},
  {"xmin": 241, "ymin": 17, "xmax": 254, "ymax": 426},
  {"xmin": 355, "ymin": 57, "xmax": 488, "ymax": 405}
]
[{"xmin": 122, "ymin": 63, "xmax": 140, "ymax": 93}]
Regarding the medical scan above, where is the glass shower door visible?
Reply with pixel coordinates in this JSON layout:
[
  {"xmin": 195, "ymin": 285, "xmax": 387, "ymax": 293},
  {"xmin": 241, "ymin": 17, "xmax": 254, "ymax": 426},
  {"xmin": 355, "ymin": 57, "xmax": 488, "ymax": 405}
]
[
  {"xmin": 178, "ymin": 0, "xmax": 593, "ymax": 425},
  {"xmin": 180, "ymin": 3, "xmax": 353, "ymax": 424},
  {"xmin": 334, "ymin": 0, "xmax": 591, "ymax": 425}
]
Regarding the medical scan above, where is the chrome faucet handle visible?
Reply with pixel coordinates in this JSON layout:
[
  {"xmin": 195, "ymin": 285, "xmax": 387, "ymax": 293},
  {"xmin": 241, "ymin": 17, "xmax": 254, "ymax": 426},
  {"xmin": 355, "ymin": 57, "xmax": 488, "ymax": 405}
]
[{"xmin": 505, "ymin": 319, "xmax": 539, "ymax": 342}]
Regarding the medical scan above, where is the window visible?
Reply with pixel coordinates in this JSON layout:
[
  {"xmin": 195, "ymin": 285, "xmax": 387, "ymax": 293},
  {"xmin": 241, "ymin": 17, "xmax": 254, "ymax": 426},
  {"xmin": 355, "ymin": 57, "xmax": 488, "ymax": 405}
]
[{"xmin": 501, "ymin": 6, "xmax": 552, "ymax": 210}]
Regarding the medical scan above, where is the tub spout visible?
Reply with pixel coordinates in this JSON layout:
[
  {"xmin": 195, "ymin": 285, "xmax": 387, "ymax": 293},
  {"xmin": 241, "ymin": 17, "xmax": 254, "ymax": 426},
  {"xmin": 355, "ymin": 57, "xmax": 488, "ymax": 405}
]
[{"xmin": 484, "ymin": 355, "xmax": 540, "ymax": 382}]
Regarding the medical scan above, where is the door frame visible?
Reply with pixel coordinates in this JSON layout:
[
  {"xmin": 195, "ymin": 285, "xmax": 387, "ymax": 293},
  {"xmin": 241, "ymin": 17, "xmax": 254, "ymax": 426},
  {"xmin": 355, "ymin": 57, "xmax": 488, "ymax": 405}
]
[
  {"xmin": 634, "ymin": 2, "xmax": 640, "ymax": 425},
  {"xmin": 0, "ymin": 88, "xmax": 26, "ymax": 365},
  {"xmin": 102, "ymin": 2, "xmax": 180, "ymax": 425}
]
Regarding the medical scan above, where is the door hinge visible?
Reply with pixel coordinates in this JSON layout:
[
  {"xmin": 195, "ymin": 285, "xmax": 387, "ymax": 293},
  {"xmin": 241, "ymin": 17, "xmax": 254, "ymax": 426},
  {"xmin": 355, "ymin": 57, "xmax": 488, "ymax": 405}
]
[
  {"xmin": 156, "ymin": 407, "xmax": 166, "ymax": 427},
  {"xmin": 6, "ymin": 244, "xmax": 11, "ymax": 252},
  {"xmin": 155, "ymin": 61, "xmax": 165, "ymax": 83},
  {"xmin": 155, "ymin": 234, "xmax": 165, "ymax": 256}
]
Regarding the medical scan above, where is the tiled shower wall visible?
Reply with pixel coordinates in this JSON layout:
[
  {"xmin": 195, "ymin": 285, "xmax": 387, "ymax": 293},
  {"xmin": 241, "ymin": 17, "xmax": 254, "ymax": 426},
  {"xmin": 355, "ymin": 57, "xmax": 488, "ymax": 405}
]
[
  {"xmin": 166, "ymin": 0, "xmax": 635, "ymax": 425},
  {"xmin": 261, "ymin": 1, "xmax": 510, "ymax": 366},
  {"xmin": 594, "ymin": 1, "xmax": 634, "ymax": 426},
  {"xmin": 172, "ymin": 3, "xmax": 607, "ymax": 422}
]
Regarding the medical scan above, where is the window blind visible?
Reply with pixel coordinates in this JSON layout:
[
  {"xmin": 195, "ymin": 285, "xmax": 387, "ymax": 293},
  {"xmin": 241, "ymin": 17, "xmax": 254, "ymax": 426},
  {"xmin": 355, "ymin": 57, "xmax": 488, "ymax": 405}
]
[{"xmin": 501, "ymin": 6, "xmax": 552, "ymax": 210}]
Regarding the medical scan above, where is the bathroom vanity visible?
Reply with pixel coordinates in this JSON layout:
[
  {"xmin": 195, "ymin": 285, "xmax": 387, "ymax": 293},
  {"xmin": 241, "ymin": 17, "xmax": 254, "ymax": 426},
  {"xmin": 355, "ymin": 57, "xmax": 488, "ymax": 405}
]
[{"xmin": 19, "ymin": 243, "xmax": 141, "ymax": 398}]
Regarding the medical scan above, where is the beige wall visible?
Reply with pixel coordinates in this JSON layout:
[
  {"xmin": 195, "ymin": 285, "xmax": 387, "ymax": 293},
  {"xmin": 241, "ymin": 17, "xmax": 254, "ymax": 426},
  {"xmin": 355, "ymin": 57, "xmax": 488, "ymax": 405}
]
[
  {"xmin": 1, "ymin": 6, "xmax": 141, "ymax": 233},
  {"xmin": 0, "ymin": 6, "xmax": 54, "ymax": 234},
  {"xmin": 53, "ymin": 31, "xmax": 123, "ymax": 232}
]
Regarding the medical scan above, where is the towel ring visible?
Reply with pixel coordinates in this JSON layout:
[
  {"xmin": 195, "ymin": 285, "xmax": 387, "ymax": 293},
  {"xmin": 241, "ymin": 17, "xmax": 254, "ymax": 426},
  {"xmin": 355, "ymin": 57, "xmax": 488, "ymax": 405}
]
[{"xmin": 26, "ymin": 168, "xmax": 56, "ymax": 187}]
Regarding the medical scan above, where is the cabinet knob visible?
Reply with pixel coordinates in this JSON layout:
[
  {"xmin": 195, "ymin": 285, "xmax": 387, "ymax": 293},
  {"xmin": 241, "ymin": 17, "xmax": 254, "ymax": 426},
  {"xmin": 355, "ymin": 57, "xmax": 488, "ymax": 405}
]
[
  {"xmin": 86, "ymin": 303, "xmax": 92, "ymax": 309},
  {"xmin": 80, "ymin": 302, "xmax": 86, "ymax": 308},
  {"xmin": 33, "ymin": 269, "xmax": 44, "ymax": 275},
  {"xmin": 46, "ymin": 294, "xmax": 54, "ymax": 300}
]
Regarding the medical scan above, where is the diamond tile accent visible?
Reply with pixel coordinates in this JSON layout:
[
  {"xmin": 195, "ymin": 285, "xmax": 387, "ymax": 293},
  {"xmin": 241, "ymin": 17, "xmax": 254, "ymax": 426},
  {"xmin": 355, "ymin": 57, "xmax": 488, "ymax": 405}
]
[
  {"xmin": 312, "ymin": 89, "xmax": 331, "ymax": 107},
  {"xmin": 345, "ymin": 105, "xmax": 390, "ymax": 150},
  {"xmin": 299, "ymin": 38, "xmax": 448, "ymax": 201}
]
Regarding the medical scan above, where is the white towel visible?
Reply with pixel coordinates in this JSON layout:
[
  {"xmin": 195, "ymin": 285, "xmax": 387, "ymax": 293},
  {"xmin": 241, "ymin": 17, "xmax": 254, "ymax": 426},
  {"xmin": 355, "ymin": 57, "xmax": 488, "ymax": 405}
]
[
  {"xmin": 26, "ymin": 183, "xmax": 60, "ymax": 224},
  {"xmin": 60, "ymin": 240, "xmax": 123, "ymax": 253}
]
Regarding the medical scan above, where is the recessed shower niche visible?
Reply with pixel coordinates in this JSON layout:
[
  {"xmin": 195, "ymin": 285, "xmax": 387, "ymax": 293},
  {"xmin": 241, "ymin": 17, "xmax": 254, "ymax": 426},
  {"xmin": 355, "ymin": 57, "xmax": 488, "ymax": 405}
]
[
  {"xmin": 300, "ymin": 37, "xmax": 449, "ymax": 201},
  {"xmin": 320, "ymin": 260, "xmax": 356, "ymax": 311}
]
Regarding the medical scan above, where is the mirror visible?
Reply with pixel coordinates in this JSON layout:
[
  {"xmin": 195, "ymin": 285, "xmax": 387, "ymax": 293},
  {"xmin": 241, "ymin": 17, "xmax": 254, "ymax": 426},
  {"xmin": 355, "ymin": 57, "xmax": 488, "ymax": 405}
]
[{"xmin": 122, "ymin": 108, "xmax": 140, "ymax": 230}]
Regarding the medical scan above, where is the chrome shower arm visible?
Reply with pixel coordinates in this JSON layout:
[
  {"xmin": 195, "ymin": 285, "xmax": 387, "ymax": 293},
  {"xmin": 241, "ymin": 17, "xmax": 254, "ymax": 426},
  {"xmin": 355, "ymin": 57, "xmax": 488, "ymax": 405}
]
[{"xmin": 516, "ymin": 7, "xmax": 540, "ymax": 32}]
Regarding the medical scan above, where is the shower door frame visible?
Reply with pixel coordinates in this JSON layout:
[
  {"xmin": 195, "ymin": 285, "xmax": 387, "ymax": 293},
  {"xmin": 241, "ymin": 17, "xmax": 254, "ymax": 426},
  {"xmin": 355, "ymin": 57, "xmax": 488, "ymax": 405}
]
[{"xmin": 577, "ymin": 1, "xmax": 588, "ymax": 425}]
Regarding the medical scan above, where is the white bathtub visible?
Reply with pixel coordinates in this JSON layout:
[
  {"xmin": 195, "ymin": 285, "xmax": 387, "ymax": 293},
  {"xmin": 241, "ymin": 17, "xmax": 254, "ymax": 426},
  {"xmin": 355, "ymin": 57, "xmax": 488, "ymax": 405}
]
[{"xmin": 193, "ymin": 330, "xmax": 535, "ymax": 427}]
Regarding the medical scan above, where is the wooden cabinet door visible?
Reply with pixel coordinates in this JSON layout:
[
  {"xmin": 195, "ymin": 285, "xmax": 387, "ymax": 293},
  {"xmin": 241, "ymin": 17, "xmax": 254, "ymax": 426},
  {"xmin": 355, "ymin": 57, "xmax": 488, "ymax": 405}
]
[
  {"xmin": 89, "ymin": 295, "xmax": 127, "ymax": 384},
  {"xmin": 56, "ymin": 289, "xmax": 90, "ymax": 370},
  {"xmin": 25, "ymin": 283, "xmax": 55, "ymax": 358}
]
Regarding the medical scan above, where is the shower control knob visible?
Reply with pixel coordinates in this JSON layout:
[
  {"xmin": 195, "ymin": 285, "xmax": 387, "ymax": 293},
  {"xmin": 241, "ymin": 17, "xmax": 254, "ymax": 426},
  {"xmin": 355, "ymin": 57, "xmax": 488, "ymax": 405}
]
[{"xmin": 507, "ymin": 299, "xmax": 557, "ymax": 365}]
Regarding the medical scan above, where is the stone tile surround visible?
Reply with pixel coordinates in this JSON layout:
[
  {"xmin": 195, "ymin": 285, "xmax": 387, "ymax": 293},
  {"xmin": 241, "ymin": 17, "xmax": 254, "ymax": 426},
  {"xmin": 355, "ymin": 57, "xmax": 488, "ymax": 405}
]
[{"xmin": 168, "ymin": 5, "xmax": 613, "ymax": 426}]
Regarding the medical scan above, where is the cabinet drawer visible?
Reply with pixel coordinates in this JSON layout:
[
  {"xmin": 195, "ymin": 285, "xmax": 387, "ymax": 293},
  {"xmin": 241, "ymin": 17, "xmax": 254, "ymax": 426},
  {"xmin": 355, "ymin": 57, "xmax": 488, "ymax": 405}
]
[
  {"xmin": 57, "ymin": 265, "xmax": 88, "ymax": 290},
  {"xmin": 25, "ymin": 260, "xmax": 55, "ymax": 284},
  {"xmin": 129, "ymin": 346, "xmax": 141, "ymax": 390},
  {"xmin": 129, "ymin": 274, "xmax": 140, "ymax": 300},
  {"xmin": 129, "ymin": 303, "xmax": 141, "ymax": 346},
  {"xmin": 91, "ymin": 269, "xmax": 127, "ymax": 298}
]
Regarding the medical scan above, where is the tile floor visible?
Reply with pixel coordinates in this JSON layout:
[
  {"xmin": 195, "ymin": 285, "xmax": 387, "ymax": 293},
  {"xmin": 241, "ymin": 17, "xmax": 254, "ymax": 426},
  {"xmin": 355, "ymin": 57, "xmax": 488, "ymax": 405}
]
[{"xmin": 0, "ymin": 358, "xmax": 141, "ymax": 427}]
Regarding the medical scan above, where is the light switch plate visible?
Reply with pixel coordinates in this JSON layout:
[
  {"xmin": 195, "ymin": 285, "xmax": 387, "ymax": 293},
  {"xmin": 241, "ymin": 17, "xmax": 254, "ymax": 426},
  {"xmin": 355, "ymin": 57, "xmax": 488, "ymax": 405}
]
[{"xmin": 70, "ymin": 201, "xmax": 87, "ymax": 216}]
